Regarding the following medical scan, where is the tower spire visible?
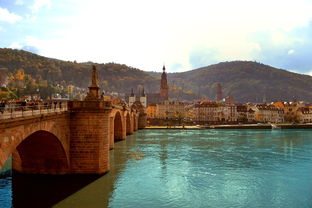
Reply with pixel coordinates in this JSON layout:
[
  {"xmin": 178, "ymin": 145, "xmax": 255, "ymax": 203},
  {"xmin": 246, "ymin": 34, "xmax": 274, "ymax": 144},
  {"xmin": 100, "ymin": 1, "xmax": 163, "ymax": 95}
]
[{"xmin": 160, "ymin": 64, "xmax": 169, "ymax": 100}]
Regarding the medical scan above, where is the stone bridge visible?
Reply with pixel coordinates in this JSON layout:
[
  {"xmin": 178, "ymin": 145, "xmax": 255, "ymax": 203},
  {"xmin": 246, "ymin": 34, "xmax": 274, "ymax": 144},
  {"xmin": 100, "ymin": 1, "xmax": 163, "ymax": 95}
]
[
  {"xmin": 0, "ymin": 101, "xmax": 143, "ymax": 174},
  {"xmin": 0, "ymin": 65, "xmax": 147, "ymax": 175}
]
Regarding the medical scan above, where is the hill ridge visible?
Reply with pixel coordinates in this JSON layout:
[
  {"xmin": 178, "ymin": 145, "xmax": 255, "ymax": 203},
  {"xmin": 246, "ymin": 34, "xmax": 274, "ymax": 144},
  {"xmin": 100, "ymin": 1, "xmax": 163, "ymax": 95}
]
[{"xmin": 1, "ymin": 48, "xmax": 312, "ymax": 102}]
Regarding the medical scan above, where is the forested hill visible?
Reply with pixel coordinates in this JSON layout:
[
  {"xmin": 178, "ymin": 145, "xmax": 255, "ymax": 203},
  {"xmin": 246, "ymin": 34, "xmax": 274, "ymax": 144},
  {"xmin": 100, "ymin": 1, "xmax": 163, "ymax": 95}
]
[
  {"xmin": 149, "ymin": 61, "xmax": 312, "ymax": 103},
  {"xmin": 1, "ymin": 48, "xmax": 312, "ymax": 102},
  {"xmin": 0, "ymin": 48, "xmax": 159, "ymax": 94}
]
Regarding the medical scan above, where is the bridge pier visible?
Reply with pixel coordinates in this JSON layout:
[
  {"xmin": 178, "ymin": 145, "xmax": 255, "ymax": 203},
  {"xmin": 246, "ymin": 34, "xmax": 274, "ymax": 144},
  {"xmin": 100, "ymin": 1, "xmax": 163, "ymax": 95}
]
[{"xmin": 69, "ymin": 101, "xmax": 112, "ymax": 174}]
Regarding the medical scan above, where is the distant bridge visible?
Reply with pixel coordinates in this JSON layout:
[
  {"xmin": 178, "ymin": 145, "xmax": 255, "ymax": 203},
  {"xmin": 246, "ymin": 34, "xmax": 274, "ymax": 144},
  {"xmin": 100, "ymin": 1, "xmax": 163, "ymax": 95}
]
[{"xmin": 0, "ymin": 100, "xmax": 144, "ymax": 174}]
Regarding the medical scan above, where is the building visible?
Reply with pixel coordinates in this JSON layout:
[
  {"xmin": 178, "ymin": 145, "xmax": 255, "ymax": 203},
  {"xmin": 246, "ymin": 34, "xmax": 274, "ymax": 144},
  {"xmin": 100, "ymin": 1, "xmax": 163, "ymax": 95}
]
[
  {"xmin": 236, "ymin": 104, "xmax": 248, "ymax": 123},
  {"xmin": 156, "ymin": 99, "xmax": 186, "ymax": 119},
  {"xmin": 297, "ymin": 107, "xmax": 312, "ymax": 123},
  {"xmin": 247, "ymin": 108, "xmax": 255, "ymax": 123},
  {"xmin": 184, "ymin": 104, "xmax": 196, "ymax": 122},
  {"xmin": 194, "ymin": 101, "xmax": 237, "ymax": 124},
  {"xmin": 160, "ymin": 65, "xmax": 169, "ymax": 101},
  {"xmin": 283, "ymin": 102, "xmax": 304, "ymax": 122},
  {"xmin": 194, "ymin": 101, "xmax": 220, "ymax": 124},
  {"xmin": 222, "ymin": 104, "xmax": 237, "ymax": 123},
  {"xmin": 146, "ymin": 103, "xmax": 157, "ymax": 118},
  {"xmin": 253, "ymin": 104, "xmax": 284, "ymax": 123}
]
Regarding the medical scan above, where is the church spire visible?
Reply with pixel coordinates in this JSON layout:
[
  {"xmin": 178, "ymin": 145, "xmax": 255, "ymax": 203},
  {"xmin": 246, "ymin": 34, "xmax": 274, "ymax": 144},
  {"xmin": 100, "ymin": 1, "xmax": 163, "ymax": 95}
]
[{"xmin": 160, "ymin": 65, "xmax": 169, "ymax": 100}]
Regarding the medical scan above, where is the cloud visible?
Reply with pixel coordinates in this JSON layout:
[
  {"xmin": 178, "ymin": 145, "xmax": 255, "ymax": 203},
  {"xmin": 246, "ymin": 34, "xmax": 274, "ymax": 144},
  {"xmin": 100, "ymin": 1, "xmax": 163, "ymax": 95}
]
[
  {"xmin": 4, "ymin": 0, "xmax": 312, "ymax": 73},
  {"xmin": 8, "ymin": 41, "xmax": 40, "ymax": 54},
  {"xmin": 249, "ymin": 21, "xmax": 312, "ymax": 73},
  {"xmin": 15, "ymin": 0, "xmax": 25, "ymax": 6},
  {"xmin": 189, "ymin": 48, "xmax": 219, "ymax": 69},
  {"xmin": 169, "ymin": 63, "xmax": 183, "ymax": 72},
  {"xmin": 21, "ymin": 45, "xmax": 39, "ymax": 54},
  {"xmin": 0, "ymin": 7, "xmax": 22, "ymax": 23},
  {"xmin": 288, "ymin": 49, "xmax": 295, "ymax": 55},
  {"xmin": 30, "ymin": 0, "xmax": 51, "ymax": 13}
]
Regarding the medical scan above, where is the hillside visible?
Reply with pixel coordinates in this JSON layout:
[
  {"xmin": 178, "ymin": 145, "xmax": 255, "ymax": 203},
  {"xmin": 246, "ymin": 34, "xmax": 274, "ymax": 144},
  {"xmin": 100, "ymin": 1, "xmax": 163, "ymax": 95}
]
[
  {"xmin": 149, "ymin": 61, "xmax": 312, "ymax": 103},
  {"xmin": 0, "ymin": 48, "xmax": 159, "ymax": 99},
  {"xmin": 1, "ymin": 48, "xmax": 312, "ymax": 102}
]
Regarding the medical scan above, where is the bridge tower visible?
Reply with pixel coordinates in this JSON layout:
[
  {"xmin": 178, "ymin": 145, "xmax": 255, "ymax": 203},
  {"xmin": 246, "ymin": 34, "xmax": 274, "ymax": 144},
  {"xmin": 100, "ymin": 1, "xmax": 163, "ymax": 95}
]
[
  {"xmin": 129, "ymin": 88, "xmax": 135, "ymax": 107},
  {"xmin": 68, "ymin": 65, "xmax": 112, "ymax": 174},
  {"xmin": 140, "ymin": 87, "xmax": 147, "ymax": 108}
]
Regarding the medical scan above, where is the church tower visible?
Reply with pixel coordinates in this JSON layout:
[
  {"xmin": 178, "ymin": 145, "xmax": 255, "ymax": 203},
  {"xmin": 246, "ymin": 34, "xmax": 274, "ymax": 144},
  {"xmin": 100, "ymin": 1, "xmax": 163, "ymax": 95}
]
[{"xmin": 160, "ymin": 65, "xmax": 169, "ymax": 100}]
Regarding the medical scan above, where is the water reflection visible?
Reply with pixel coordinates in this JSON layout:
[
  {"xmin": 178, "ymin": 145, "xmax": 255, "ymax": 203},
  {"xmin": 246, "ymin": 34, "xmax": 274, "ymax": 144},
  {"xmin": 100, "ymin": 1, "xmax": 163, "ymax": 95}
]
[
  {"xmin": 12, "ymin": 173, "xmax": 101, "ymax": 208},
  {"xmin": 2, "ymin": 129, "xmax": 312, "ymax": 208}
]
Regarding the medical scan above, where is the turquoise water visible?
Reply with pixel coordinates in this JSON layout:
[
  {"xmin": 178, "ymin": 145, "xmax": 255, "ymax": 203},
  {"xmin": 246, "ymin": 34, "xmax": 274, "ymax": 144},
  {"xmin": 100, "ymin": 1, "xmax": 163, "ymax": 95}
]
[{"xmin": 1, "ymin": 129, "xmax": 312, "ymax": 207}]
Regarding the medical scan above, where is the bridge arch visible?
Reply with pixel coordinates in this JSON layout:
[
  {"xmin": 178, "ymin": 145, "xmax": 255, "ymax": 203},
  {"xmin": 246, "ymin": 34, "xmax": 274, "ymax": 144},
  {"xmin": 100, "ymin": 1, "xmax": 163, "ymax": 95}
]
[
  {"xmin": 113, "ymin": 110, "xmax": 124, "ymax": 142},
  {"xmin": 13, "ymin": 130, "xmax": 69, "ymax": 174},
  {"xmin": 0, "ymin": 115, "xmax": 70, "ymax": 174}
]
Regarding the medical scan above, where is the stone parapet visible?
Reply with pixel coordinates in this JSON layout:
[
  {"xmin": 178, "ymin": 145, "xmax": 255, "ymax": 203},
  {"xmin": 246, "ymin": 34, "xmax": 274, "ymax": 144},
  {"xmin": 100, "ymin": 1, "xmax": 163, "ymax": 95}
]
[{"xmin": 68, "ymin": 101, "xmax": 112, "ymax": 111}]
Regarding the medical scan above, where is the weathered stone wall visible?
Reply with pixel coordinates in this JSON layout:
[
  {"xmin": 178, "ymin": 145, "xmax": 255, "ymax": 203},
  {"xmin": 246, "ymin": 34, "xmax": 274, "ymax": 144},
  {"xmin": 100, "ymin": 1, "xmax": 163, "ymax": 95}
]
[
  {"xmin": 138, "ymin": 113, "xmax": 147, "ymax": 129},
  {"xmin": 69, "ymin": 101, "xmax": 111, "ymax": 174},
  {"xmin": 0, "ymin": 112, "xmax": 70, "ymax": 174}
]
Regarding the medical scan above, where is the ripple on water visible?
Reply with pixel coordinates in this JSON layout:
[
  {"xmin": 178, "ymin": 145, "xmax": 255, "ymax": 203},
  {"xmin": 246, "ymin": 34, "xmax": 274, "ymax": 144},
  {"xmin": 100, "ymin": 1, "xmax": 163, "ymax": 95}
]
[{"xmin": 2, "ymin": 130, "xmax": 312, "ymax": 208}]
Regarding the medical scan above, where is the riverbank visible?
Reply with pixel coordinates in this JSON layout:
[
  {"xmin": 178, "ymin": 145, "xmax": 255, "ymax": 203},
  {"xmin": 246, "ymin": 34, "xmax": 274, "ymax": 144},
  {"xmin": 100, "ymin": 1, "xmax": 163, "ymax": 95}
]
[
  {"xmin": 145, "ymin": 125, "xmax": 201, "ymax": 130},
  {"xmin": 145, "ymin": 123, "xmax": 312, "ymax": 129}
]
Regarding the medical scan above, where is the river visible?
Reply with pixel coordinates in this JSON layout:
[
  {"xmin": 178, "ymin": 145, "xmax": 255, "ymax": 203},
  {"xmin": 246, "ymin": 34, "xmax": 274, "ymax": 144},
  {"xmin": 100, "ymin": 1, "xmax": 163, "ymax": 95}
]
[{"xmin": 1, "ymin": 129, "xmax": 312, "ymax": 207}]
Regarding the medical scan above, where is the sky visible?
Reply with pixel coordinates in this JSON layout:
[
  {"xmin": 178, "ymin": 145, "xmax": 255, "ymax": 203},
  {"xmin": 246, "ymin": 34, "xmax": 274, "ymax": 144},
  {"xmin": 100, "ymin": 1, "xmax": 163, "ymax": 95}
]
[{"xmin": 1, "ymin": 0, "xmax": 312, "ymax": 74}]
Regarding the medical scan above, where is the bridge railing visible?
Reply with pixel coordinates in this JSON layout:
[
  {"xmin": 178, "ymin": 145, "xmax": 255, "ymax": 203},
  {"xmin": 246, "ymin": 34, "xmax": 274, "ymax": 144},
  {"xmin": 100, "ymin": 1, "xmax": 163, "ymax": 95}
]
[{"xmin": 0, "ymin": 102, "xmax": 68, "ymax": 120}]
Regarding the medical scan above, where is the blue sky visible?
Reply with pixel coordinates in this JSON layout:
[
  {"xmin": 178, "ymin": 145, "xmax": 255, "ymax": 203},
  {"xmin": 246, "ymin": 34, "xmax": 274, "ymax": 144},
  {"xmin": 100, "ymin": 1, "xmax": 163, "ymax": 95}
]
[{"xmin": 1, "ymin": 0, "xmax": 312, "ymax": 74}]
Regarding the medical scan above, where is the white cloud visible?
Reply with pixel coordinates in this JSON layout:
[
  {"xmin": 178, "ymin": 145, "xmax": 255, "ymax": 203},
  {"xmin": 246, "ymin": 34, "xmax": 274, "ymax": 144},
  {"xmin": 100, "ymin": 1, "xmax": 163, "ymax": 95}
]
[
  {"xmin": 288, "ymin": 49, "xmax": 295, "ymax": 55},
  {"xmin": 15, "ymin": 0, "xmax": 25, "ymax": 6},
  {"xmin": 16, "ymin": 0, "xmax": 312, "ymax": 72},
  {"xmin": 0, "ymin": 7, "xmax": 22, "ymax": 23},
  {"xmin": 30, "ymin": 0, "xmax": 51, "ymax": 13},
  {"xmin": 9, "ymin": 42, "xmax": 23, "ymax": 49}
]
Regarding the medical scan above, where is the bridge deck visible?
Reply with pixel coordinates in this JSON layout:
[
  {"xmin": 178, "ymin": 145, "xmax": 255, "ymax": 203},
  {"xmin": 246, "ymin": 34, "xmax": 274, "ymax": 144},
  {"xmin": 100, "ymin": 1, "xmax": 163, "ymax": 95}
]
[{"xmin": 0, "ymin": 106, "xmax": 68, "ymax": 120}]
